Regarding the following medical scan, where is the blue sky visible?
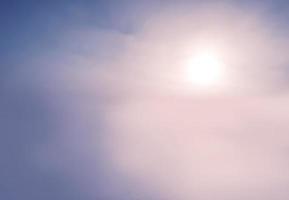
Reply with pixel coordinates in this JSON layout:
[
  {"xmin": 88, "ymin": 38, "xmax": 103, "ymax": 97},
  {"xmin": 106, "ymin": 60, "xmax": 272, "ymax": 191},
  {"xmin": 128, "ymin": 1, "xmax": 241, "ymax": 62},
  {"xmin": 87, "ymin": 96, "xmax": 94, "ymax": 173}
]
[{"xmin": 2, "ymin": 1, "xmax": 289, "ymax": 200}]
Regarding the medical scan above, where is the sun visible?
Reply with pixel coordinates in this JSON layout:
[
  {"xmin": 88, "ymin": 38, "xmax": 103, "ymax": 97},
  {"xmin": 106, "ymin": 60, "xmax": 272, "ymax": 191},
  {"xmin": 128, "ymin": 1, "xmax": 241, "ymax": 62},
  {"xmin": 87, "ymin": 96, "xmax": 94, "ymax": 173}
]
[{"xmin": 184, "ymin": 47, "xmax": 227, "ymax": 92}]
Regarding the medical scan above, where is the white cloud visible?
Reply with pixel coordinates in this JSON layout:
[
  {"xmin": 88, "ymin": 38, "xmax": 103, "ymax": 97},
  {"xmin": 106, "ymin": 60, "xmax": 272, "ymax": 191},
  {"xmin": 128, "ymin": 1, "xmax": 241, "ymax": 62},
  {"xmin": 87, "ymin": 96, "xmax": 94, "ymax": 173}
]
[{"xmin": 18, "ymin": 2, "xmax": 289, "ymax": 199}]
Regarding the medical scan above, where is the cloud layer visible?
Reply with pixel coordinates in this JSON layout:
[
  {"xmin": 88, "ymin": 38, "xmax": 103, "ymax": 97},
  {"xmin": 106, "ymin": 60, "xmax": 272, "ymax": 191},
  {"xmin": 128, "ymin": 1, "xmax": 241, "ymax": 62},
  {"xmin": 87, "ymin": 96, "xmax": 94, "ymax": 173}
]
[{"xmin": 5, "ymin": 1, "xmax": 289, "ymax": 200}]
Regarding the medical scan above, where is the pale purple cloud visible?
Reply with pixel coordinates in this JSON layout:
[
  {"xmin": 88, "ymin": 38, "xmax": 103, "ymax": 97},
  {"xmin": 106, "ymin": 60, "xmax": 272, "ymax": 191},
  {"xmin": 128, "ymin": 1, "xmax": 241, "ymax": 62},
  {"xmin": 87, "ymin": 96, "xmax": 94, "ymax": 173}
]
[{"xmin": 6, "ymin": 2, "xmax": 289, "ymax": 200}]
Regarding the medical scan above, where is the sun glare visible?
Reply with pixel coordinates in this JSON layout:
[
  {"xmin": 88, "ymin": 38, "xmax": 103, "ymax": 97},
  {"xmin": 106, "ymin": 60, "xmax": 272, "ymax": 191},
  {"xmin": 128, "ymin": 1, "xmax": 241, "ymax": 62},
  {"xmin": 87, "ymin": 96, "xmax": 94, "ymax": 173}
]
[{"xmin": 184, "ymin": 48, "xmax": 227, "ymax": 92}]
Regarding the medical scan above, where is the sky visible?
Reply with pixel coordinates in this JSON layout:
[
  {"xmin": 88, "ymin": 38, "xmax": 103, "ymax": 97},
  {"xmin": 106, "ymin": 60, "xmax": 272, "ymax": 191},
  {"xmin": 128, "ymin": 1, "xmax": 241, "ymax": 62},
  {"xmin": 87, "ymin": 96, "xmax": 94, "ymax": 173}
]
[{"xmin": 2, "ymin": 0, "xmax": 289, "ymax": 200}]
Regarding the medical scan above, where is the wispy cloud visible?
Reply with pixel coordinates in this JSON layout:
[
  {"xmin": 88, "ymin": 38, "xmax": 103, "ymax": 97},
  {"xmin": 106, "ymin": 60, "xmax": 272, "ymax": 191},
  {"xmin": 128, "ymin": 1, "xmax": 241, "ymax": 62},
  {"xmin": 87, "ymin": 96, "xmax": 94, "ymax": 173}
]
[{"xmin": 5, "ymin": 1, "xmax": 289, "ymax": 200}]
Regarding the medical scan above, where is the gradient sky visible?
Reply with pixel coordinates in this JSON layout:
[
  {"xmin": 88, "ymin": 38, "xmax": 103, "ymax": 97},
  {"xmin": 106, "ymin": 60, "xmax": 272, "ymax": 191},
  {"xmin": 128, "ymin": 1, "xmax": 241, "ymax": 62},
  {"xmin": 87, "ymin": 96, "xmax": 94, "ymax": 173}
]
[{"xmin": 2, "ymin": 1, "xmax": 289, "ymax": 200}]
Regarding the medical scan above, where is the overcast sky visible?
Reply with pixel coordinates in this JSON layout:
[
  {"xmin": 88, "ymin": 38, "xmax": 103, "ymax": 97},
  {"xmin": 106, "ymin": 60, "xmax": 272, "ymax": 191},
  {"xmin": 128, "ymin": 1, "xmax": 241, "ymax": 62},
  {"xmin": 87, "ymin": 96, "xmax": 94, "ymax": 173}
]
[{"xmin": 2, "ymin": 1, "xmax": 289, "ymax": 200}]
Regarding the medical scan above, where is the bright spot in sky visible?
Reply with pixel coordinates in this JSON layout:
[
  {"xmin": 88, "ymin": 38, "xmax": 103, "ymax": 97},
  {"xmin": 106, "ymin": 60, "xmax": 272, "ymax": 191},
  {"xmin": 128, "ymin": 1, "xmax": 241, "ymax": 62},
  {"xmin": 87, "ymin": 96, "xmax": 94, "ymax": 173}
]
[{"xmin": 185, "ymin": 48, "xmax": 227, "ymax": 92}]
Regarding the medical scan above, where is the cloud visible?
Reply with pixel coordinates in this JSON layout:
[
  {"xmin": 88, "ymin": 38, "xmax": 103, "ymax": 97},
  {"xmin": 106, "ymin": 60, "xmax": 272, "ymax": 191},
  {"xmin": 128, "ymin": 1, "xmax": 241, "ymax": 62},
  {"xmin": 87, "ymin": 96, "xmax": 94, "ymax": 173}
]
[
  {"xmin": 107, "ymin": 94, "xmax": 289, "ymax": 200},
  {"xmin": 7, "ymin": 1, "xmax": 289, "ymax": 199}
]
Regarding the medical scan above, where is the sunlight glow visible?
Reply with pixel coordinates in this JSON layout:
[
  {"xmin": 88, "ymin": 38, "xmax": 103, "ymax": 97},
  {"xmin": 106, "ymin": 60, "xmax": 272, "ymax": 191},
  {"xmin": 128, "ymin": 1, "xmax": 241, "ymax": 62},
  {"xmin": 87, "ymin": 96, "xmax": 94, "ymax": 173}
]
[{"xmin": 185, "ymin": 48, "xmax": 227, "ymax": 91}]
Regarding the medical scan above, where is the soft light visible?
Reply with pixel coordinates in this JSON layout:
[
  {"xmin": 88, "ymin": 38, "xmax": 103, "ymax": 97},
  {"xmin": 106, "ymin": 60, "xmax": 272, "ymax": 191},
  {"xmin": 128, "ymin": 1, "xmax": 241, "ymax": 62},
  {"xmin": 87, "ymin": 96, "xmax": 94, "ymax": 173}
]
[{"xmin": 185, "ymin": 48, "xmax": 226, "ymax": 92}]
